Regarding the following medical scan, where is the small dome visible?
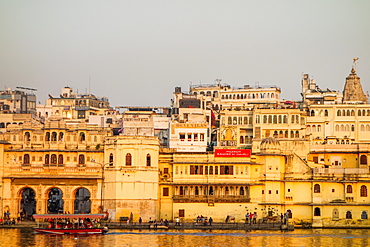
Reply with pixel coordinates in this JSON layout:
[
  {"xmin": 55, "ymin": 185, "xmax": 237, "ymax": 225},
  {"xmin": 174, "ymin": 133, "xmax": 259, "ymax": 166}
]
[{"xmin": 260, "ymin": 137, "xmax": 281, "ymax": 154}]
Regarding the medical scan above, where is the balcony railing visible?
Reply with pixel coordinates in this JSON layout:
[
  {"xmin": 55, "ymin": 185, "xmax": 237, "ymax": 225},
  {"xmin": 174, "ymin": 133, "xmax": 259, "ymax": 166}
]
[
  {"xmin": 313, "ymin": 168, "xmax": 369, "ymax": 175},
  {"xmin": 173, "ymin": 195, "xmax": 250, "ymax": 203}
]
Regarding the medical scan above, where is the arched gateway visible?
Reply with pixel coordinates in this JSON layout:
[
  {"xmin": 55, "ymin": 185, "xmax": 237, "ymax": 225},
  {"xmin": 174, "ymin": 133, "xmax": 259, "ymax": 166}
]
[
  {"xmin": 74, "ymin": 188, "xmax": 91, "ymax": 214},
  {"xmin": 19, "ymin": 188, "xmax": 36, "ymax": 219}
]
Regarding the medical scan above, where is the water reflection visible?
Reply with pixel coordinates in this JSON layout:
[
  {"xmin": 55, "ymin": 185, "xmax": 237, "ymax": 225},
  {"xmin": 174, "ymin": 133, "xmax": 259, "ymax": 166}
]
[{"xmin": 1, "ymin": 228, "xmax": 370, "ymax": 247}]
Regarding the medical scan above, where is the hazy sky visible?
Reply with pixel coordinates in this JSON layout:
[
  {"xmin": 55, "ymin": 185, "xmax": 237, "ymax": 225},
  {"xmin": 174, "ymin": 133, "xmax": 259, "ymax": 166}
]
[{"xmin": 1, "ymin": 1, "xmax": 369, "ymax": 107}]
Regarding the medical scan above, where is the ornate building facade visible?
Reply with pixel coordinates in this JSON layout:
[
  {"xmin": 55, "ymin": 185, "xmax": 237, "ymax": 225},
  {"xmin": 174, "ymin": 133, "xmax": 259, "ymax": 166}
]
[{"xmin": 1, "ymin": 61, "xmax": 370, "ymax": 228}]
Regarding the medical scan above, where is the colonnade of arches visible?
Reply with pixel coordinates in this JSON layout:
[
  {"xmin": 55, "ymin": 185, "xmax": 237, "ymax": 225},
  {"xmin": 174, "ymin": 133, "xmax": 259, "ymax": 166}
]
[
  {"xmin": 0, "ymin": 122, "xmax": 23, "ymax": 128},
  {"xmin": 15, "ymin": 131, "xmax": 101, "ymax": 143},
  {"xmin": 336, "ymin": 109, "xmax": 370, "ymax": 117},
  {"xmin": 18, "ymin": 187, "xmax": 92, "ymax": 218},
  {"xmin": 221, "ymin": 92, "xmax": 276, "ymax": 100},
  {"xmin": 174, "ymin": 185, "xmax": 250, "ymax": 197}
]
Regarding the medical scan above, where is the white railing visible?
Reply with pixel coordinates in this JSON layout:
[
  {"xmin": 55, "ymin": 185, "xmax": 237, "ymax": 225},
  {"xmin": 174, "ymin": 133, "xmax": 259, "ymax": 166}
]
[{"xmin": 314, "ymin": 167, "xmax": 369, "ymax": 175}]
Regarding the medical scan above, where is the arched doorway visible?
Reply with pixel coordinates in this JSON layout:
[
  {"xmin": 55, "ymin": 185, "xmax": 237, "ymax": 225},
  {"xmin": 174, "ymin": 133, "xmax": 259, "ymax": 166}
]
[
  {"xmin": 20, "ymin": 188, "xmax": 36, "ymax": 219},
  {"xmin": 74, "ymin": 188, "xmax": 91, "ymax": 214},
  {"xmin": 47, "ymin": 188, "xmax": 64, "ymax": 214}
]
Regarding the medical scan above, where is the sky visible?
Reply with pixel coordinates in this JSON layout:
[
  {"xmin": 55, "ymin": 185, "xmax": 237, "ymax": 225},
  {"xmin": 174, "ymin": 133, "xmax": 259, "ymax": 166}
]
[{"xmin": 1, "ymin": 0, "xmax": 370, "ymax": 107}]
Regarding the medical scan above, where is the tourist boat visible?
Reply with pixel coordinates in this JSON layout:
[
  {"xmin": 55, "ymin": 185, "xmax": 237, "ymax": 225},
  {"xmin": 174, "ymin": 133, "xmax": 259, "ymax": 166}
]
[{"xmin": 33, "ymin": 213, "xmax": 108, "ymax": 235}]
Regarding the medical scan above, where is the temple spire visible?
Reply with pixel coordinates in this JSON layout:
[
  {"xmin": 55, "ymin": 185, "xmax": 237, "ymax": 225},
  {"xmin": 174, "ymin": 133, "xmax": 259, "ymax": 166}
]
[{"xmin": 343, "ymin": 58, "xmax": 367, "ymax": 103}]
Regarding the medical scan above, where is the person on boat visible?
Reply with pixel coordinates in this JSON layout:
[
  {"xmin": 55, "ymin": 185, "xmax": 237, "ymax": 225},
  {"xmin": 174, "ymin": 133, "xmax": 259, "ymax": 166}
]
[
  {"xmin": 139, "ymin": 217, "xmax": 142, "ymax": 224},
  {"xmin": 66, "ymin": 221, "xmax": 73, "ymax": 228},
  {"xmin": 73, "ymin": 218, "xmax": 79, "ymax": 228},
  {"xmin": 209, "ymin": 217, "xmax": 213, "ymax": 226}
]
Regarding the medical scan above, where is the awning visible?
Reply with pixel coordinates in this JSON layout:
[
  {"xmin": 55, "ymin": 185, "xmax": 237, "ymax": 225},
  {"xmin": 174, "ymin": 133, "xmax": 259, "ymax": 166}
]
[{"xmin": 33, "ymin": 214, "xmax": 106, "ymax": 219}]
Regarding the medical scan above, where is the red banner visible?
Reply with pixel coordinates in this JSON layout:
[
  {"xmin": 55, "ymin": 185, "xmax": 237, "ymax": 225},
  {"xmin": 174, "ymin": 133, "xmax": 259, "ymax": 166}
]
[{"xmin": 214, "ymin": 149, "xmax": 251, "ymax": 157}]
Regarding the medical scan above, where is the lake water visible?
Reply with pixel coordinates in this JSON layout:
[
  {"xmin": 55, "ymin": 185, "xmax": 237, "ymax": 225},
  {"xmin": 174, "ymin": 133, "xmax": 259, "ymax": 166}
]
[{"xmin": 1, "ymin": 228, "xmax": 370, "ymax": 247}]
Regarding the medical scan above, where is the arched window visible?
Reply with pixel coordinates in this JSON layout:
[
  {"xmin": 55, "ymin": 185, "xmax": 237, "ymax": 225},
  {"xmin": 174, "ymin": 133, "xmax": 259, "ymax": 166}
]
[
  {"xmin": 228, "ymin": 117, "xmax": 232, "ymax": 125},
  {"xmin": 59, "ymin": 132, "xmax": 64, "ymax": 141},
  {"xmin": 24, "ymin": 132, "xmax": 31, "ymax": 142},
  {"xmin": 146, "ymin": 154, "xmax": 151, "ymax": 166},
  {"xmin": 310, "ymin": 110, "xmax": 315, "ymax": 116},
  {"xmin": 361, "ymin": 185, "xmax": 367, "ymax": 197},
  {"xmin": 109, "ymin": 153, "xmax": 114, "ymax": 165},
  {"xmin": 361, "ymin": 211, "xmax": 368, "ymax": 219},
  {"xmin": 263, "ymin": 115, "xmax": 267, "ymax": 124},
  {"xmin": 314, "ymin": 207, "xmax": 321, "ymax": 216},
  {"xmin": 225, "ymin": 186, "xmax": 229, "ymax": 195},
  {"xmin": 23, "ymin": 154, "xmax": 30, "ymax": 164},
  {"xmin": 347, "ymin": 185, "xmax": 353, "ymax": 193},
  {"xmin": 337, "ymin": 110, "xmax": 341, "ymax": 116},
  {"xmin": 256, "ymin": 115, "xmax": 260, "ymax": 124},
  {"xmin": 78, "ymin": 154, "xmax": 85, "ymax": 165},
  {"xmin": 79, "ymin": 132, "xmax": 85, "ymax": 142},
  {"xmin": 126, "ymin": 153, "xmax": 132, "ymax": 166},
  {"xmin": 179, "ymin": 186, "xmax": 184, "ymax": 196},
  {"xmin": 45, "ymin": 132, "xmax": 50, "ymax": 141},
  {"xmin": 324, "ymin": 110, "xmax": 328, "ymax": 116},
  {"xmin": 346, "ymin": 211, "xmax": 352, "ymax": 219},
  {"xmin": 240, "ymin": 187, "xmax": 244, "ymax": 195},
  {"xmin": 215, "ymin": 166, "xmax": 218, "ymax": 175},
  {"xmin": 268, "ymin": 115, "xmax": 272, "ymax": 123},
  {"xmin": 51, "ymin": 154, "xmax": 57, "ymax": 164},
  {"xmin": 209, "ymin": 166, "xmax": 213, "ymax": 175},
  {"xmin": 209, "ymin": 186, "xmax": 214, "ymax": 195},
  {"xmin": 283, "ymin": 115, "xmax": 287, "ymax": 123},
  {"xmin": 358, "ymin": 110, "xmax": 362, "ymax": 116},
  {"xmin": 51, "ymin": 132, "xmax": 57, "ymax": 141},
  {"xmin": 195, "ymin": 186, "xmax": 199, "ymax": 195},
  {"xmin": 360, "ymin": 155, "xmax": 367, "ymax": 165},
  {"xmin": 335, "ymin": 125, "xmax": 339, "ymax": 131},
  {"xmin": 314, "ymin": 184, "xmax": 320, "ymax": 193},
  {"xmin": 45, "ymin": 154, "xmax": 50, "ymax": 165},
  {"xmin": 58, "ymin": 154, "xmax": 63, "ymax": 164}
]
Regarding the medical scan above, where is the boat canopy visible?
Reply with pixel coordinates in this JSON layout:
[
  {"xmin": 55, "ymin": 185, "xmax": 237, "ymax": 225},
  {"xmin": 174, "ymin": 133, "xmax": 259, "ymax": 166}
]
[{"xmin": 33, "ymin": 214, "xmax": 106, "ymax": 219}]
